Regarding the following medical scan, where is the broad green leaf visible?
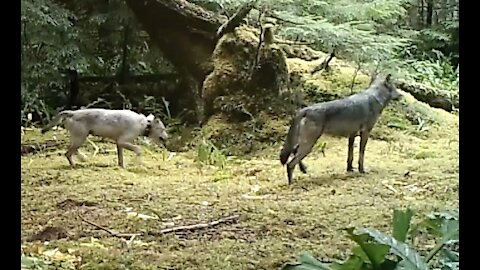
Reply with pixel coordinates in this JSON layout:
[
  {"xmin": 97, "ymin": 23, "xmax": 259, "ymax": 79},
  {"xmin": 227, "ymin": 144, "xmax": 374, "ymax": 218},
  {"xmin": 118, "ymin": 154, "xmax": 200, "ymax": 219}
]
[
  {"xmin": 351, "ymin": 246, "xmax": 370, "ymax": 263},
  {"xmin": 424, "ymin": 219, "xmax": 458, "ymax": 263},
  {"xmin": 420, "ymin": 211, "xmax": 458, "ymax": 263},
  {"xmin": 440, "ymin": 249, "xmax": 459, "ymax": 262},
  {"xmin": 21, "ymin": 255, "xmax": 46, "ymax": 268},
  {"xmin": 441, "ymin": 219, "xmax": 459, "ymax": 242},
  {"xmin": 347, "ymin": 228, "xmax": 392, "ymax": 269},
  {"xmin": 282, "ymin": 263, "xmax": 330, "ymax": 270},
  {"xmin": 352, "ymin": 228, "xmax": 429, "ymax": 270},
  {"xmin": 331, "ymin": 255, "xmax": 366, "ymax": 270},
  {"xmin": 439, "ymin": 261, "xmax": 459, "ymax": 270},
  {"xmin": 282, "ymin": 253, "xmax": 333, "ymax": 270},
  {"xmin": 298, "ymin": 253, "xmax": 333, "ymax": 269},
  {"xmin": 357, "ymin": 243, "xmax": 390, "ymax": 268},
  {"xmin": 392, "ymin": 209, "xmax": 414, "ymax": 242},
  {"xmin": 379, "ymin": 259, "xmax": 398, "ymax": 270}
]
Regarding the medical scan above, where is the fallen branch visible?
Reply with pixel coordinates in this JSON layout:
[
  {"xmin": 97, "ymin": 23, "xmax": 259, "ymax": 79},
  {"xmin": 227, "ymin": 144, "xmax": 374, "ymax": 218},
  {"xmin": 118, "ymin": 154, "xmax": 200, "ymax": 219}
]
[
  {"xmin": 79, "ymin": 213, "xmax": 240, "ymax": 239},
  {"xmin": 395, "ymin": 80, "xmax": 458, "ymax": 112},
  {"xmin": 264, "ymin": 11, "xmax": 303, "ymax": 25},
  {"xmin": 349, "ymin": 61, "xmax": 362, "ymax": 94},
  {"xmin": 86, "ymin": 138, "xmax": 99, "ymax": 157},
  {"xmin": 311, "ymin": 49, "xmax": 336, "ymax": 74},
  {"xmin": 150, "ymin": 214, "xmax": 241, "ymax": 235},
  {"xmin": 78, "ymin": 213, "xmax": 140, "ymax": 239},
  {"xmin": 77, "ymin": 73, "xmax": 179, "ymax": 83},
  {"xmin": 369, "ymin": 61, "xmax": 381, "ymax": 85},
  {"xmin": 216, "ymin": 0, "xmax": 258, "ymax": 39},
  {"xmin": 21, "ymin": 140, "xmax": 64, "ymax": 156},
  {"xmin": 249, "ymin": 7, "xmax": 266, "ymax": 79},
  {"xmin": 275, "ymin": 40, "xmax": 315, "ymax": 46}
]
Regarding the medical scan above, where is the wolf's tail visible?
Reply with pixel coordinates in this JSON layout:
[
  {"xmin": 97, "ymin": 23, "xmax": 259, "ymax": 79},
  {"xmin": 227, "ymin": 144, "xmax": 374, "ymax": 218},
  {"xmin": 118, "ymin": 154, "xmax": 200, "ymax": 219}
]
[
  {"xmin": 279, "ymin": 110, "xmax": 307, "ymax": 165},
  {"xmin": 41, "ymin": 110, "xmax": 74, "ymax": 134}
]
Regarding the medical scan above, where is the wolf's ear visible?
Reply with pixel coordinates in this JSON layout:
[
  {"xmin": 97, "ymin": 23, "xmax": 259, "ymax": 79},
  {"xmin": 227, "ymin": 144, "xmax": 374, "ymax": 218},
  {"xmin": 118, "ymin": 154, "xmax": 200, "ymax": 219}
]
[
  {"xmin": 146, "ymin": 114, "xmax": 155, "ymax": 121},
  {"xmin": 385, "ymin": 74, "xmax": 392, "ymax": 82}
]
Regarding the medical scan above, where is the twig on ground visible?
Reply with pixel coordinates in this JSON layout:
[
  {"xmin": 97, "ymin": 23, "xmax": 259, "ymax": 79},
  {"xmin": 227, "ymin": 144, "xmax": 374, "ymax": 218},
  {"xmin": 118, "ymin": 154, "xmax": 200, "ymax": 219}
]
[
  {"xmin": 79, "ymin": 212, "xmax": 240, "ymax": 239},
  {"xmin": 87, "ymin": 139, "xmax": 99, "ymax": 157},
  {"xmin": 149, "ymin": 214, "xmax": 241, "ymax": 235},
  {"xmin": 77, "ymin": 213, "xmax": 140, "ymax": 239}
]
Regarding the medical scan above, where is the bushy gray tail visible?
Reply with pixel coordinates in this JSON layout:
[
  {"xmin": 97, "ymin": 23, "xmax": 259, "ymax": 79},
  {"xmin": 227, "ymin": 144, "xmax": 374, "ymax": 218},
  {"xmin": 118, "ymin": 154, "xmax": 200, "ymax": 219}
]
[
  {"xmin": 41, "ymin": 110, "xmax": 74, "ymax": 134},
  {"xmin": 279, "ymin": 110, "xmax": 306, "ymax": 165}
]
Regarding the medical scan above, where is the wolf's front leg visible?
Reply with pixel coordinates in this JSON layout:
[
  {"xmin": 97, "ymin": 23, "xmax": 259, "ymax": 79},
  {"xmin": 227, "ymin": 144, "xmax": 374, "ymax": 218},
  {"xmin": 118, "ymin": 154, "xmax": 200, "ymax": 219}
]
[
  {"xmin": 117, "ymin": 142, "xmax": 143, "ymax": 167},
  {"xmin": 358, "ymin": 131, "xmax": 370, "ymax": 173},
  {"xmin": 347, "ymin": 135, "xmax": 356, "ymax": 172},
  {"xmin": 117, "ymin": 145, "xmax": 124, "ymax": 168}
]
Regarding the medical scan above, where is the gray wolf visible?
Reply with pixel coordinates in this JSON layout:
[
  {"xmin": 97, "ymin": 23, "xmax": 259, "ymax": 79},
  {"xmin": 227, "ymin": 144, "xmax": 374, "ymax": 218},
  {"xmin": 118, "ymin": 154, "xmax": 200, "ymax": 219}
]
[
  {"xmin": 279, "ymin": 74, "xmax": 402, "ymax": 184},
  {"xmin": 41, "ymin": 108, "xmax": 168, "ymax": 168}
]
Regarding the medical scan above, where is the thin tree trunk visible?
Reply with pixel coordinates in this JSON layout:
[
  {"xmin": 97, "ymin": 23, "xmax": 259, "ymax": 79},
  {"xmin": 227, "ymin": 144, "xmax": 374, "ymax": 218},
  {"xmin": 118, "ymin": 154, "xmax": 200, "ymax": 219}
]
[
  {"xmin": 119, "ymin": 23, "xmax": 130, "ymax": 85},
  {"xmin": 426, "ymin": 0, "xmax": 434, "ymax": 26},
  {"xmin": 420, "ymin": 0, "xmax": 425, "ymax": 26}
]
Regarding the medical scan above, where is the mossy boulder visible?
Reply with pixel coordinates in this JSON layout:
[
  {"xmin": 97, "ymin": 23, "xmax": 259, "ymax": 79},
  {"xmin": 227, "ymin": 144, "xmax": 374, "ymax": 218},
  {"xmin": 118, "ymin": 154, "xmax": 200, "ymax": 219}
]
[
  {"xmin": 202, "ymin": 25, "xmax": 290, "ymax": 117},
  {"xmin": 196, "ymin": 44, "xmax": 458, "ymax": 155}
]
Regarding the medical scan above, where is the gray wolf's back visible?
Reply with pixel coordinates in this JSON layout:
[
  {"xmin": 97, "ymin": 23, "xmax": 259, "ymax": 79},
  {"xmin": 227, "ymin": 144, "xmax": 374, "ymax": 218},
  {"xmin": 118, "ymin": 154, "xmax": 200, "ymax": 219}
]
[{"xmin": 304, "ymin": 92, "xmax": 374, "ymax": 137}]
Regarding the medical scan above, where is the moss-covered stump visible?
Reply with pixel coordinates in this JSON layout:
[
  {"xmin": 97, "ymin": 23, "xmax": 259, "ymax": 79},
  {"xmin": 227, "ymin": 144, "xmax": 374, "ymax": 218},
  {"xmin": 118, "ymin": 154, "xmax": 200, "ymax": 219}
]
[
  {"xmin": 202, "ymin": 25, "xmax": 289, "ymax": 118},
  {"xmin": 195, "ymin": 51, "xmax": 458, "ymax": 156},
  {"xmin": 200, "ymin": 111, "xmax": 290, "ymax": 156}
]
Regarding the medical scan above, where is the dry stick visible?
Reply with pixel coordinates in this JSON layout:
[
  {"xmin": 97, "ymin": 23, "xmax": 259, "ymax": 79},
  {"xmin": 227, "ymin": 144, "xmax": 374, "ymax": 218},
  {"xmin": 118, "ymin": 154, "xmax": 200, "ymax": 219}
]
[
  {"xmin": 251, "ymin": 7, "xmax": 266, "ymax": 79},
  {"xmin": 216, "ymin": 0, "xmax": 259, "ymax": 39},
  {"xmin": 311, "ymin": 49, "xmax": 336, "ymax": 74},
  {"xmin": 77, "ymin": 213, "xmax": 140, "ymax": 238},
  {"xmin": 79, "ymin": 213, "xmax": 240, "ymax": 238},
  {"xmin": 275, "ymin": 40, "xmax": 315, "ymax": 46},
  {"xmin": 350, "ymin": 61, "xmax": 362, "ymax": 94},
  {"xmin": 263, "ymin": 11, "xmax": 303, "ymax": 25},
  {"xmin": 369, "ymin": 61, "xmax": 381, "ymax": 85},
  {"xmin": 86, "ymin": 138, "xmax": 99, "ymax": 157},
  {"xmin": 425, "ymin": 241, "xmax": 446, "ymax": 263},
  {"xmin": 150, "ymin": 214, "xmax": 241, "ymax": 235}
]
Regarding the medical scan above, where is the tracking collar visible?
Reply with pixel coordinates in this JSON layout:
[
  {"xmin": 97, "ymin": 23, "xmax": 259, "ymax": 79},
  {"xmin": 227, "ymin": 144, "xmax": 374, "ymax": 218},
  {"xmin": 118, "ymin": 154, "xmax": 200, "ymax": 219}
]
[{"xmin": 143, "ymin": 121, "xmax": 152, "ymax": 136}]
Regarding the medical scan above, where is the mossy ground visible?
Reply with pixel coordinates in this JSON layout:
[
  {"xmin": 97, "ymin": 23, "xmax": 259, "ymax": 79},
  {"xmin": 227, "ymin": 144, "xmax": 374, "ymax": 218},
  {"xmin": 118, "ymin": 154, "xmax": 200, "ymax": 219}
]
[
  {"xmin": 21, "ymin": 103, "xmax": 458, "ymax": 269},
  {"xmin": 22, "ymin": 46, "xmax": 458, "ymax": 269}
]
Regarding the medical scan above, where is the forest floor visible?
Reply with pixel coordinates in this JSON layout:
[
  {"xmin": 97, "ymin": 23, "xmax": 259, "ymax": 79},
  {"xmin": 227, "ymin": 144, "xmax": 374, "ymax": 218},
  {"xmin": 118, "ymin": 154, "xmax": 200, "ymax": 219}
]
[{"xmin": 21, "ymin": 105, "xmax": 458, "ymax": 269}]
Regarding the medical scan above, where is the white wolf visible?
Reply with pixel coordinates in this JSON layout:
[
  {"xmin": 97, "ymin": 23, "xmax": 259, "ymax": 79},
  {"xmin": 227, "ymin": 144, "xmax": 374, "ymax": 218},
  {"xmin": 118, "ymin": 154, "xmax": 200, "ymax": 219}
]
[{"xmin": 41, "ymin": 108, "xmax": 168, "ymax": 168}]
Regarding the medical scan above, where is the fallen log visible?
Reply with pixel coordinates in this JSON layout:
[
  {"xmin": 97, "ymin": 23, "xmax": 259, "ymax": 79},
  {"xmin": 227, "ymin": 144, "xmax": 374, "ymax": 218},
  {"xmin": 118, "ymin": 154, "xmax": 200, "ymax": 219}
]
[
  {"xmin": 21, "ymin": 140, "xmax": 65, "ymax": 156},
  {"xmin": 396, "ymin": 80, "xmax": 459, "ymax": 112}
]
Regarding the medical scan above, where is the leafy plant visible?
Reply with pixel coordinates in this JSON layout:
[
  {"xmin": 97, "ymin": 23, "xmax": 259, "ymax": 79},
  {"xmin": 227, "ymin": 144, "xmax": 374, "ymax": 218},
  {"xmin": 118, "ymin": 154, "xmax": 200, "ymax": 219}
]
[
  {"xmin": 282, "ymin": 208, "xmax": 459, "ymax": 270},
  {"xmin": 195, "ymin": 138, "xmax": 228, "ymax": 169}
]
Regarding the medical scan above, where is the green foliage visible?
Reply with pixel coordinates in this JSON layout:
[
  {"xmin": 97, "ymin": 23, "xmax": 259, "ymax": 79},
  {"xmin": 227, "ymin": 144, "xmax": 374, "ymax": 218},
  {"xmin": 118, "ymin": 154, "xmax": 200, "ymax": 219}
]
[
  {"xmin": 21, "ymin": 0, "xmax": 175, "ymax": 125},
  {"xmin": 282, "ymin": 208, "xmax": 459, "ymax": 270},
  {"xmin": 282, "ymin": 253, "xmax": 334, "ymax": 270},
  {"xmin": 196, "ymin": 138, "xmax": 228, "ymax": 169},
  {"xmin": 22, "ymin": 0, "xmax": 459, "ymax": 127},
  {"xmin": 392, "ymin": 208, "xmax": 414, "ymax": 242},
  {"xmin": 399, "ymin": 56, "xmax": 458, "ymax": 92},
  {"xmin": 21, "ymin": 255, "xmax": 47, "ymax": 269},
  {"xmin": 193, "ymin": 0, "xmax": 459, "ymax": 94},
  {"xmin": 345, "ymin": 227, "xmax": 429, "ymax": 270},
  {"xmin": 21, "ymin": 0, "xmax": 84, "ymax": 124}
]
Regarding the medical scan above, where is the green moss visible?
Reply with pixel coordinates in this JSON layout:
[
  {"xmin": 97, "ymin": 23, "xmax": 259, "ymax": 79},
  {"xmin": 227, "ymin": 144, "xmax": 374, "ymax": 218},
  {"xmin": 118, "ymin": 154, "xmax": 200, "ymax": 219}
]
[
  {"xmin": 22, "ymin": 124, "xmax": 458, "ymax": 269},
  {"xmin": 22, "ymin": 38, "xmax": 459, "ymax": 270},
  {"xmin": 414, "ymin": 150, "xmax": 436, "ymax": 159}
]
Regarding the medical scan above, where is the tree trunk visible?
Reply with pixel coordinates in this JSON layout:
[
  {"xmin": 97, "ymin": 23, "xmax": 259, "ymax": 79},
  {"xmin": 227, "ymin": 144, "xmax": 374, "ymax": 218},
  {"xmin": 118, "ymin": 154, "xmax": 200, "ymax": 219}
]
[
  {"xmin": 125, "ymin": 0, "xmax": 290, "ymax": 123},
  {"xmin": 420, "ymin": 0, "xmax": 425, "ymax": 26},
  {"xmin": 124, "ymin": 0, "xmax": 223, "ymax": 82},
  {"xmin": 119, "ymin": 23, "xmax": 130, "ymax": 85},
  {"xmin": 426, "ymin": 0, "xmax": 434, "ymax": 26}
]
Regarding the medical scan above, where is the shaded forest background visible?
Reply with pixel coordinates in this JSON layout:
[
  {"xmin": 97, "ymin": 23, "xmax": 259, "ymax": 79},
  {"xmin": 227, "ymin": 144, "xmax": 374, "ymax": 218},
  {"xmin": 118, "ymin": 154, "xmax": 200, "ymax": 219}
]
[{"xmin": 21, "ymin": 0, "xmax": 458, "ymax": 126}]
